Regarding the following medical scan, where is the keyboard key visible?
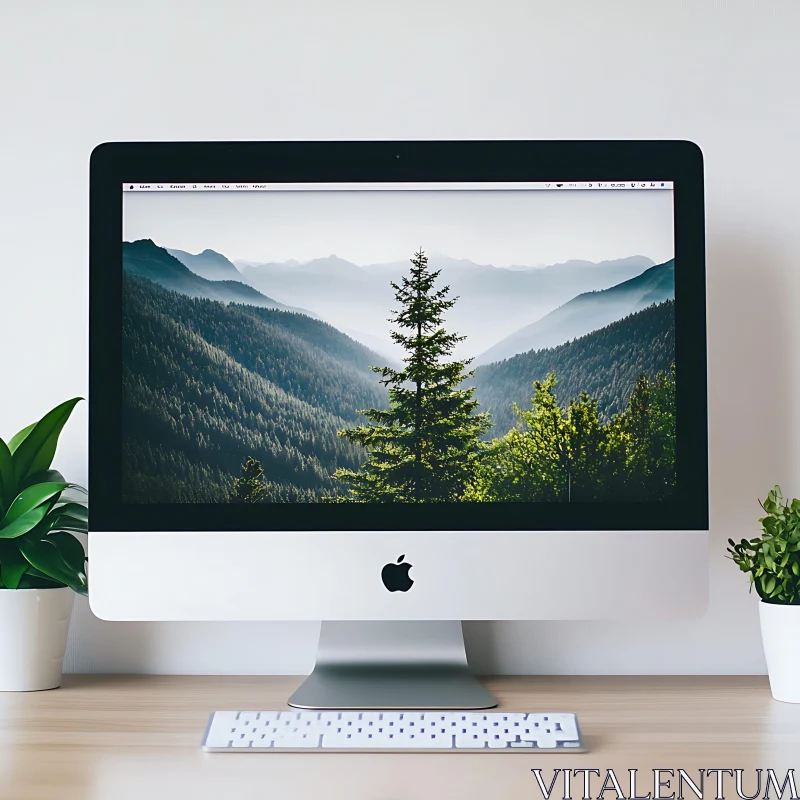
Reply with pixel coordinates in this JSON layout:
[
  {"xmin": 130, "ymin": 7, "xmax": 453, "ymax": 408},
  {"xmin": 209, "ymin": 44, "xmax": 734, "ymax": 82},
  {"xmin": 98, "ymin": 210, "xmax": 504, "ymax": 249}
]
[{"xmin": 455, "ymin": 736, "xmax": 488, "ymax": 749}]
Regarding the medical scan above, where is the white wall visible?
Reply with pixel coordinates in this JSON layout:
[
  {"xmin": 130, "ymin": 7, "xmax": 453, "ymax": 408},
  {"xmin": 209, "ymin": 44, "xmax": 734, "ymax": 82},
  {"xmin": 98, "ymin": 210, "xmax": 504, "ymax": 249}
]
[{"xmin": 2, "ymin": 0, "xmax": 798, "ymax": 675}]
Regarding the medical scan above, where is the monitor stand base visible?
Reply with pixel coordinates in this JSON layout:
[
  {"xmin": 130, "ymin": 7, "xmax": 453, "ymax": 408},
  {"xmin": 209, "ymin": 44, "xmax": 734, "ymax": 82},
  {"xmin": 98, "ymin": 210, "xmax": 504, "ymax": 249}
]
[{"xmin": 287, "ymin": 621, "xmax": 497, "ymax": 710}]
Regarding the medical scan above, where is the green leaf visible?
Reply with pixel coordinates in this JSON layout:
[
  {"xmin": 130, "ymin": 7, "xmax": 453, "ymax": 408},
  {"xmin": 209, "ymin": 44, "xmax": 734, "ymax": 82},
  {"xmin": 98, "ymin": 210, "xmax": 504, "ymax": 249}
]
[
  {"xmin": 48, "ymin": 532, "xmax": 86, "ymax": 574},
  {"xmin": 18, "ymin": 537, "xmax": 85, "ymax": 592},
  {"xmin": 4, "ymin": 482, "xmax": 68, "ymax": 524},
  {"xmin": 11, "ymin": 398, "xmax": 82, "ymax": 483},
  {"xmin": 20, "ymin": 565, "xmax": 65, "ymax": 589},
  {"xmin": 8, "ymin": 422, "xmax": 35, "ymax": 454},
  {"xmin": 765, "ymin": 576, "xmax": 776, "ymax": 594},
  {"xmin": 0, "ymin": 505, "xmax": 49, "ymax": 538},
  {"xmin": 49, "ymin": 518, "xmax": 88, "ymax": 534},
  {"xmin": 57, "ymin": 485, "xmax": 88, "ymax": 500},
  {"xmin": 0, "ymin": 545, "xmax": 27, "ymax": 590},
  {"xmin": 0, "ymin": 438, "xmax": 13, "ymax": 515},
  {"xmin": 51, "ymin": 502, "xmax": 88, "ymax": 523},
  {"xmin": 19, "ymin": 469, "xmax": 65, "ymax": 491}
]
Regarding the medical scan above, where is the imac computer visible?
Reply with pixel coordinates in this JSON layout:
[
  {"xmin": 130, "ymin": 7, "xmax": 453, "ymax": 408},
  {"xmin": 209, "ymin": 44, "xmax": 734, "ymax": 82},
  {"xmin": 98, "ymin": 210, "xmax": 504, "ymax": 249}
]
[{"xmin": 89, "ymin": 141, "xmax": 708, "ymax": 709}]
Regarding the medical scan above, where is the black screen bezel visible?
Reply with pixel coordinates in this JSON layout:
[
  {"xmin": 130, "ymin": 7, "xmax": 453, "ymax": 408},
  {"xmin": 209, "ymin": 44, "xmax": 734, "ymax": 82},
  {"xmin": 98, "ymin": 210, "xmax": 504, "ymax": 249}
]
[{"xmin": 90, "ymin": 140, "xmax": 708, "ymax": 531}]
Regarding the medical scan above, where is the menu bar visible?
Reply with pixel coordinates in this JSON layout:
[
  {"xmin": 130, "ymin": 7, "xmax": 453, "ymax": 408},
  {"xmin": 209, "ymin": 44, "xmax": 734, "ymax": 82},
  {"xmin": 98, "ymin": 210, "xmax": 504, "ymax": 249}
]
[{"xmin": 122, "ymin": 181, "xmax": 674, "ymax": 192}]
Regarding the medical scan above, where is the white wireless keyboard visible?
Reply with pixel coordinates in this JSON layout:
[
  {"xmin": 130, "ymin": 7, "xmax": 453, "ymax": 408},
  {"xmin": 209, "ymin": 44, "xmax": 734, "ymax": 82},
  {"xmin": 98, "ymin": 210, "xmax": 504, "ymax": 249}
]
[{"xmin": 203, "ymin": 710, "xmax": 584, "ymax": 752}]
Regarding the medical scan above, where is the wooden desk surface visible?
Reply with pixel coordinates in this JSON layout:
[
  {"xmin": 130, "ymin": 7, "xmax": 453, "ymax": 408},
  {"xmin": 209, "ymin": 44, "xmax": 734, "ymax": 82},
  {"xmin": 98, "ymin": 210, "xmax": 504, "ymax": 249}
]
[{"xmin": 1, "ymin": 675, "xmax": 799, "ymax": 800}]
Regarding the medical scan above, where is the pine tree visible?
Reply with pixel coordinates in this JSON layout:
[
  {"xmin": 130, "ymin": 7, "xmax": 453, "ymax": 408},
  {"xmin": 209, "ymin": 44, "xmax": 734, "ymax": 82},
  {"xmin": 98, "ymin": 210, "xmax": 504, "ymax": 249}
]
[
  {"xmin": 334, "ymin": 249, "xmax": 491, "ymax": 502},
  {"xmin": 230, "ymin": 456, "xmax": 269, "ymax": 503}
]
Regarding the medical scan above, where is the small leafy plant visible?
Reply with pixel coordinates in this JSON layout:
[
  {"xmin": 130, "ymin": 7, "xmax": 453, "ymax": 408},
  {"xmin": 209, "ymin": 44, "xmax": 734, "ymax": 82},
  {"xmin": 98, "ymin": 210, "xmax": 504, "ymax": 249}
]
[
  {"xmin": 728, "ymin": 486, "xmax": 800, "ymax": 605},
  {"xmin": 0, "ymin": 399, "xmax": 88, "ymax": 594}
]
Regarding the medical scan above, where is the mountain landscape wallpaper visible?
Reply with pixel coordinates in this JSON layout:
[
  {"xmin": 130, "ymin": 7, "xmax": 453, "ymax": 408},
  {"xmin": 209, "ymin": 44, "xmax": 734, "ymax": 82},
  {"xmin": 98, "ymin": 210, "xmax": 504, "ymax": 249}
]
[{"xmin": 121, "ymin": 188, "xmax": 677, "ymax": 505}]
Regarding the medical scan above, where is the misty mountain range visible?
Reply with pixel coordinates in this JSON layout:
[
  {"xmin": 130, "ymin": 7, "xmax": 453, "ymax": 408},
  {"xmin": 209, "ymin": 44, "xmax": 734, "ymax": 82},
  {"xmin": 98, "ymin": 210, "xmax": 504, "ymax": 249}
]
[
  {"xmin": 167, "ymin": 247, "xmax": 243, "ymax": 282},
  {"xmin": 123, "ymin": 240, "xmax": 674, "ymax": 364},
  {"xmin": 474, "ymin": 259, "xmax": 674, "ymax": 365},
  {"xmin": 123, "ymin": 240, "xmax": 311, "ymax": 315},
  {"xmin": 121, "ymin": 240, "xmax": 676, "ymax": 503},
  {"xmin": 237, "ymin": 252, "xmax": 656, "ymax": 359}
]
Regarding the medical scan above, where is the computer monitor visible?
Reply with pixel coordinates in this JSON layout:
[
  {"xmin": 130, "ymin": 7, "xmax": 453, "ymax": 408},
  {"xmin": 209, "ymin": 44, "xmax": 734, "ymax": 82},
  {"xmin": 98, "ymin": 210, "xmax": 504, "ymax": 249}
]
[{"xmin": 89, "ymin": 141, "xmax": 708, "ymax": 709}]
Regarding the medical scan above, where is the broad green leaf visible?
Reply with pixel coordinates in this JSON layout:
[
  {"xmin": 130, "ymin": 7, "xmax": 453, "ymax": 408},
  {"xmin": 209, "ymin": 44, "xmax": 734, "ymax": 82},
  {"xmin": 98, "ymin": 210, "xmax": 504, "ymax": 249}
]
[
  {"xmin": 17, "ymin": 572, "xmax": 62, "ymax": 590},
  {"xmin": 0, "ymin": 545, "xmax": 27, "ymax": 590},
  {"xmin": 0, "ymin": 505, "xmax": 49, "ymax": 539},
  {"xmin": 47, "ymin": 486, "xmax": 88, "ymax": 509},
  {"xmin": 48, "ymin": 532, "xmax": 86, "ymax": 574},
  {"xmin": 8, "ymin": 422, "xmax": 35, "ymax": 454},
  {"xmin": 21, "ymin": 566, "xmax": 64, "ymax": 588},
  {"xmin": 765, "ymin": 576, "xmax": 776, "ymax": 594},
  {"xmin": 56, "ymin": 485, "xmax": 88, "ymax": 501},
  {"xmin": 51, "ymin": 519, "xmax": 88, "ymax": 534},
  {"xmin": 4, "ymin": 483, "xmax": 68, "ymax": 524},
  {"xmin": 51, "ymin": 502, "xmax": 88, "ymax": 522},
  {"xmin": 19, "ymin": 469, "xmax": 65, "ymax": 492},
  {"xmin": 12, "ymin": 398, "xmax": 82, "ymax": 483},
  {"xmin": 18, "ymin": 537, "xmax": 86, "ymax": 592}
]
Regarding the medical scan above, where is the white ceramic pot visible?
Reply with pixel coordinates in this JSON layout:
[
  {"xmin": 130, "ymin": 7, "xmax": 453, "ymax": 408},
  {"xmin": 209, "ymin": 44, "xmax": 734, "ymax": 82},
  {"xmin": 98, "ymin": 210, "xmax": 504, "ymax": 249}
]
[
  {"xmin": 759, "ymin": 600, "xmax": 800, "ymax": 703},
  {"xmin": 0, "ymin": 587, "xmax": 74, "ymax": 691}
]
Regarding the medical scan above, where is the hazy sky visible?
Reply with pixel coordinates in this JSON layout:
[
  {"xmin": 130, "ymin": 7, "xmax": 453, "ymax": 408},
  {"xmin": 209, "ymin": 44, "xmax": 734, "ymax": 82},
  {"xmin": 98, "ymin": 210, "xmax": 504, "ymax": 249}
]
[{"xmin": 123, "ymin": 188, "xmax": 674, "ymax": 267}]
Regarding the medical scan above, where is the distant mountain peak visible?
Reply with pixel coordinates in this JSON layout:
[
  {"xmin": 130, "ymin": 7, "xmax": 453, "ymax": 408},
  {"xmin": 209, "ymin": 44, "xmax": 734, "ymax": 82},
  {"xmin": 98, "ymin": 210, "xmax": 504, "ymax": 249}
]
[
  {"xmin": 298, "ymin": 254, "xmax": 365, "ymax": 277},
  {"xmin": 475, "ymin": 258, "xmax": 675, "ymax": 365},
  {"xmin": 166, "ymin": 246, "xmax": 243, "ymax": 282},
  {"xmin": 129, "ymin": 237, "xmax": 159, "ymax": 250},
  {"xmin": 124, "ymin": 239, "xmax": 310, "ymax": 315}
]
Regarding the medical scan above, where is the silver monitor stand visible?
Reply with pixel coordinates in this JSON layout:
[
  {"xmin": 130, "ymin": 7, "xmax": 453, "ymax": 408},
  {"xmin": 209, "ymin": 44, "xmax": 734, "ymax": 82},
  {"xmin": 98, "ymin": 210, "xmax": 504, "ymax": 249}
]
[{"xmin": 287, "ymin": 621, "xmax": 497, "ymax": 710}]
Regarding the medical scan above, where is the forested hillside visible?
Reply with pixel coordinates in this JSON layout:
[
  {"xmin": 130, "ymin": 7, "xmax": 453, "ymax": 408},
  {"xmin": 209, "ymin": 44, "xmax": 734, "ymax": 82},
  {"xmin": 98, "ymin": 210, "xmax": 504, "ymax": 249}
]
[
  {"xmin": 476, "ymin": 259, "xmax": 674, "ymax": 364},
  {"xmin": 471, "ymin": 300, "xmax": 675, "ymax": 437},
  {"xmin": 121, "ymin": 275, "xmax": 388, "ymax": 503},
  {"xmin": 121, "ymin": 241, "xmax": 678, "ymax": 506},
  {"xmin": 123, "ymin": 239, "xmax": 300, "ymax": 312}
]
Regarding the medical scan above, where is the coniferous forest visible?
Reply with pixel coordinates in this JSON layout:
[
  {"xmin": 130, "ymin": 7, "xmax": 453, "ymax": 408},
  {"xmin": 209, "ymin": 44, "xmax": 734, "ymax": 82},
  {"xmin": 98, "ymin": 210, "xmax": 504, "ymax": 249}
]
[{"xmin": 122, "ymin": 241, "xmax": 677, "ymax": 504}]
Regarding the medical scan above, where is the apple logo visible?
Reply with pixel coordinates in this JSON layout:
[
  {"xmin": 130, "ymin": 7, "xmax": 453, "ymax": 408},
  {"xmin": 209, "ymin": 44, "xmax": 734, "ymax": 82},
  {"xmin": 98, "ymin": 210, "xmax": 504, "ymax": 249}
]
[{"xmin": 381, "ymin": 555, "xmax": 414, "ymax": 592}]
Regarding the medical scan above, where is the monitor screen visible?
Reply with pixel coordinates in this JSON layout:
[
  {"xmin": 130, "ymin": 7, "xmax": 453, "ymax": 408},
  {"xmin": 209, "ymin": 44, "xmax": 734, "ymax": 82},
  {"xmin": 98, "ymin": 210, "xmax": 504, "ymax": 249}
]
[{"xmin": 121, "ymin": 181, "xmax": 675, "ymax": 506}]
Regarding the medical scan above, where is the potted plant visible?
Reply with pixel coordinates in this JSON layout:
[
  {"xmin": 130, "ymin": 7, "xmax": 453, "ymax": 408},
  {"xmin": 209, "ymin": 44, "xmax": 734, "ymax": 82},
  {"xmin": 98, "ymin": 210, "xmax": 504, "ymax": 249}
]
[
  {"xmin": 728, "ymin": 486, "xmax": 800, "ymax": 703},
  {"xmin": 0, "ymin": 398, "xmax": 88, "ymax": 691}
]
